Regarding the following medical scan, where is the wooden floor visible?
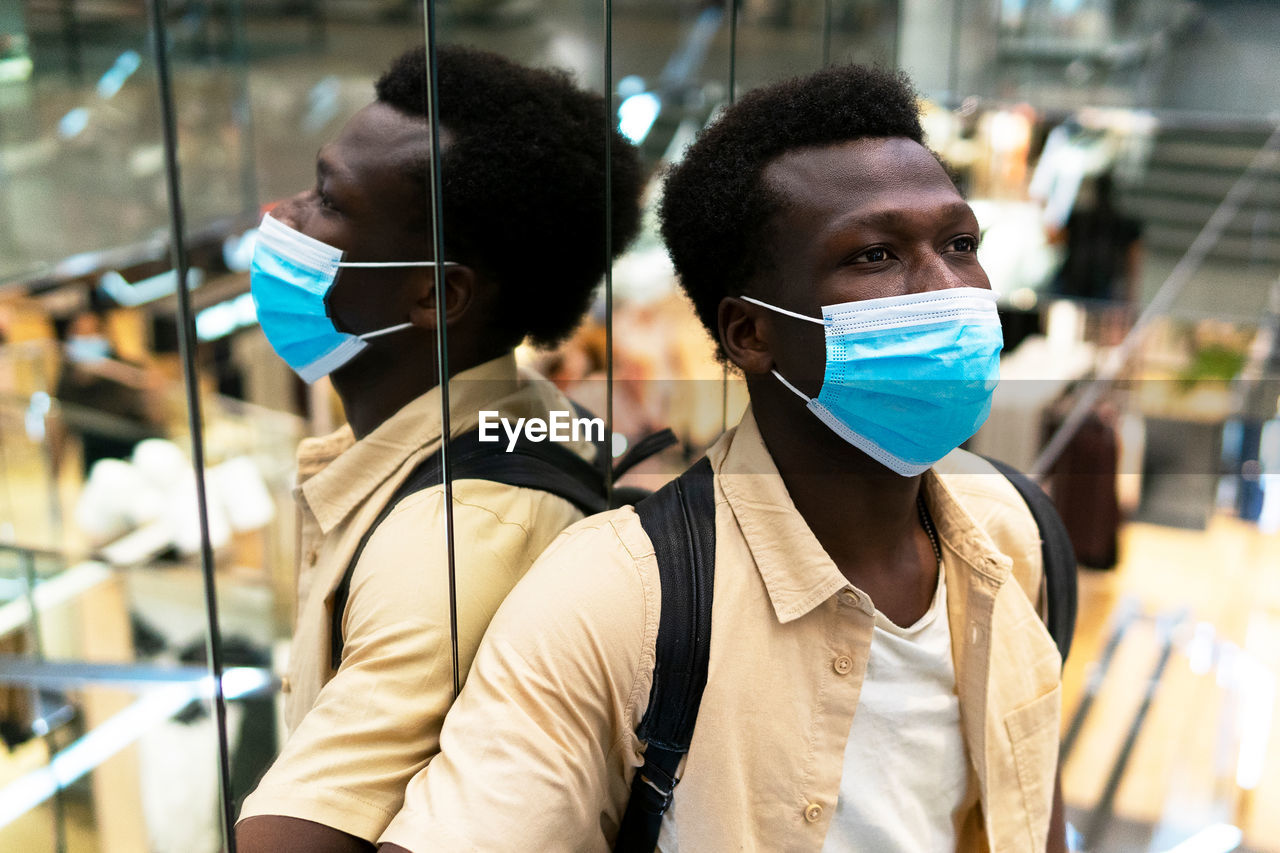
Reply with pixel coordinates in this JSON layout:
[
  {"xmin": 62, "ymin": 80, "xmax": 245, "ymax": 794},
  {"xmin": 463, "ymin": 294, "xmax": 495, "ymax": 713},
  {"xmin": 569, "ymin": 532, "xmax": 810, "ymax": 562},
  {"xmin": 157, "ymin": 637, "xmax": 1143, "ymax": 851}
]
[{"xmin": 1061, "ymin": 516, "xmax": 1280, "ymax": 852}]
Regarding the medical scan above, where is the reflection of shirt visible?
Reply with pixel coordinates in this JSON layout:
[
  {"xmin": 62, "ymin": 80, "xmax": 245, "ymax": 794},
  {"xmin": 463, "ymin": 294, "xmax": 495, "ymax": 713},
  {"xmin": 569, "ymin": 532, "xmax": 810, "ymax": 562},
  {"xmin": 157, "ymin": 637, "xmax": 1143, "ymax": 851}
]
[
  {"xmin": 381, "ymin": 408, "xmax": 1062, "ymax": 853},
  {"xmin": 820, "ymin": 568, "xmax": 968, "ymax": 853},
  {"xmin": 238, "ymin": 351, "xmax": 593, "ymax": 843}
]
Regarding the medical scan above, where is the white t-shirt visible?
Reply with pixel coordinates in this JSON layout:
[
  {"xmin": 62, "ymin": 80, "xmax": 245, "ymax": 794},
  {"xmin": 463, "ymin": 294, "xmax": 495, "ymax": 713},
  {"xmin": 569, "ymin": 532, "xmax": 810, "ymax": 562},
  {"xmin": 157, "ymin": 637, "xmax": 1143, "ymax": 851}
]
[{"xmin": 821, "ymin": 566, "xmax": 970, "ymax": 853}]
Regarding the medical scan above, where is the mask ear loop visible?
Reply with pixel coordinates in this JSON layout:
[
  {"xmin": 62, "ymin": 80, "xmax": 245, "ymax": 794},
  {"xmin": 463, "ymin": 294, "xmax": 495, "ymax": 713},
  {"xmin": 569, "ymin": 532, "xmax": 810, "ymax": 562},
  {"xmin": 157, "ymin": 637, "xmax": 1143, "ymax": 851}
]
[
  {"xmin": 739, "ymin": 295, "xmax": 827, "ymax": 325},
  {"xmin": 770, "ymin": 368, "xmax": 813, "ymax": 404},
  {"xmin": 737, "ymin": 296, "xmax": 828, "ymax": 404},
  {"xmin": 358, "ymin": 322, "xmax": 414, "ymax": 340},
  {"xmin": 337, "ymin": 260, "xmax": 461, "ymax": 340},
  {"xmin": 338, "ymin": 260, "xmax": 461, "ymax": 269}
]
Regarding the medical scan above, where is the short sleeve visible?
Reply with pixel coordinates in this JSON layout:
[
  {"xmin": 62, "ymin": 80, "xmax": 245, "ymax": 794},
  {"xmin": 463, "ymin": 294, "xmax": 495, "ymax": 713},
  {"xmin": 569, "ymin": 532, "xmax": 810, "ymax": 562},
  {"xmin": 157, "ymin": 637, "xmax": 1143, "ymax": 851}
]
[
  {"xmin": 379, "ymin": 510, "xmax": 658, "ymax": 852},
  {"xmin": 240, "ymin": 482, "xmax": 580, "ymax": 842}
]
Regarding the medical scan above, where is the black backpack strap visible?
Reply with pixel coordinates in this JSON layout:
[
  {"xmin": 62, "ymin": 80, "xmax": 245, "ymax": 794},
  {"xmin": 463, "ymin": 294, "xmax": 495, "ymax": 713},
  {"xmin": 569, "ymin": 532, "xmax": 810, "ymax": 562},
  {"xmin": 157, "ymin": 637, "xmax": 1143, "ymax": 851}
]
[
  {"xmin": 458, "ymin": 437, "xmax": 609, "ymax": 519},
  {"xmin": 981, "ymin": 455, "xmax": 1079, "ymax": 664},
  {"xmin": 328, "ymin": 431, "xmax": 610, "ymax": 671},
  {"xmin": 614, "ymin": 457, "xmax": 716, "ymax": 853},
  {"xmin": 563, "ymin": 399, "xmax": 680, "ymax": 491},
  {"xmin": 613, "ymin": 429, "xmax": 679, "ymax": 482}
]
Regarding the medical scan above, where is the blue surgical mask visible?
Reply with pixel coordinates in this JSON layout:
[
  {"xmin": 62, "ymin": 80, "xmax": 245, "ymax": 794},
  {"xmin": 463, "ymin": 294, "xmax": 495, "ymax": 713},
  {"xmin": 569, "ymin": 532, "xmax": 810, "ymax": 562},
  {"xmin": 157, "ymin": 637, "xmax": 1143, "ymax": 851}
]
[
  {"xmin": 742, "ymin": 287, "xmax": 1003, "ymax": 476},
  {"xmin": 66, "ymin": 335, "xmax": 112, "ymax": 364},
  {"xmin": 249, "ymin": 213, "xmax": 453, "ymax": 383}
]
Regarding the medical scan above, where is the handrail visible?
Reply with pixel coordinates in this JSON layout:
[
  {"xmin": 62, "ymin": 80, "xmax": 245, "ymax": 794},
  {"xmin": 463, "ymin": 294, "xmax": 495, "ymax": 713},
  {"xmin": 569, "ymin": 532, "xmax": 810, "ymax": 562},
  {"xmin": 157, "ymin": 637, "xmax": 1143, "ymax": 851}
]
[
  {"xmin": 0, "ymin": 664, "xmax": 273, "ymax": 830},
  {"xmin": 0, "ymin": 541, "xmax": 68, "ymax": 561},
  {"xmin": 940, "ymin": 96, "xmax": 1280, "ymax": 135},
  {"xmin": 0, "ymin": 384, "xmax": 305, "ymax": 446},
  {"xmin": 0, "ymin": 213, "xmax": 257, "ymax": 293},
  {"xmin": 0, "ymin": 656, "xmax": 276, "ymax": 693},
  {"xmin": 0, "ymin": 562, "xmax": 110, "ymax": 638},
  {"xmin": 1029, "ymin": 121, "xmax": 1280, "ymax": 480}
]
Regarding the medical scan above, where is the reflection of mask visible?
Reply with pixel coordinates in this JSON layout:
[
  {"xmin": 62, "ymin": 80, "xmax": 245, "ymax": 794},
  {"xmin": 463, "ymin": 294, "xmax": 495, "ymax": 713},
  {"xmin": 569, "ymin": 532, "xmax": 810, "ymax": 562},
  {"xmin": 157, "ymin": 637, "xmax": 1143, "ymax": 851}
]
[
  {"xmin": 743, "ymin": 287, "xmax": 1003, "ymax": 477},
  {"xmin": 66, "ymin": 336, "xmax": 111, "ymax": 363},
  {"xmin": 249, "ymin": 213, "xmax": 453, "ymax": 383}
]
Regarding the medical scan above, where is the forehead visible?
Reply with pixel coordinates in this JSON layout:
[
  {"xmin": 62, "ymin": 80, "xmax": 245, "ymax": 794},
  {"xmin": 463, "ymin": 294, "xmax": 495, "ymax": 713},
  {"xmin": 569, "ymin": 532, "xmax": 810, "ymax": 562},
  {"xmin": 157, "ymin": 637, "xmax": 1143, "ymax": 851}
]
[
  {"xmin": 761, "ymin": 137, "xmax": 961, "ymax": 226},
  {"xmin": 326, "ymin": 102, "xmax": 432, "ymax": 196}
]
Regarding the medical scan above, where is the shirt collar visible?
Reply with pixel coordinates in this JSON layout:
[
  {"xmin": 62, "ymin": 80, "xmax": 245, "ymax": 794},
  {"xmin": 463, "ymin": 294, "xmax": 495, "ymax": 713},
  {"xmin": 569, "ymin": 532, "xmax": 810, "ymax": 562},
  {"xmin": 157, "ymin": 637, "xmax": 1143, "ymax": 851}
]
[
  {"xmin": 709, "ymin": 408, "xmax": 849, "ymax": 624},
  {"xmin": 295, "ymin": 424, "xmax": 355, "ymax": 484},
  {"xmin": 928, "ymin": 450, "xmax": 1016, "ymax": 585},
  {"xmin": 300, "ymin": 351, "xmax": 521, "ymax": 534},
  {"xmin": 709, "ymin": 409, "xmax": 1012, "ymax": 624}
]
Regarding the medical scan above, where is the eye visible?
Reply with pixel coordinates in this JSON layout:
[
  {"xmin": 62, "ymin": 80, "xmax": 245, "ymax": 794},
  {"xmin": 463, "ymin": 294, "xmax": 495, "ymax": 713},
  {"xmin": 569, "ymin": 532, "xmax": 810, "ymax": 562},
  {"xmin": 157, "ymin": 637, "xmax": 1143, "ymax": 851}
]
[
  {"xmin": 850, "ymin": 246, "xmax": 893, "ymax": 264},
  {"xmin": 948, "ymin": 234, "xmax": 980, "ymax": 253},
  {"xmin": 315, "ymin": 185, "xmax": 339, "ymax": 213}
]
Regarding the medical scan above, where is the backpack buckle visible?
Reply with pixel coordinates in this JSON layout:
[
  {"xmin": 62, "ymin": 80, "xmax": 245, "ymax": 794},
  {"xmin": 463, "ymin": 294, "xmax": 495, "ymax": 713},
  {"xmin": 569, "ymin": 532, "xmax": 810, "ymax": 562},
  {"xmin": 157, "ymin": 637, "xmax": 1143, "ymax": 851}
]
[{"xmin": 636, "ymin": 764, "xmax": 679, "ymax": 814}]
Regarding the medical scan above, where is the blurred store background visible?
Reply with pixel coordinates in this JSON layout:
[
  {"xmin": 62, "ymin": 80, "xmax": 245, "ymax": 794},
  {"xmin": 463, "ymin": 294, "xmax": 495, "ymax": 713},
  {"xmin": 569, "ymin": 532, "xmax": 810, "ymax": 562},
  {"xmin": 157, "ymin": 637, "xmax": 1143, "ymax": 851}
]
[{"xmin": 0, "ymin": 0, "xmax": 1278, "ymax": 850}]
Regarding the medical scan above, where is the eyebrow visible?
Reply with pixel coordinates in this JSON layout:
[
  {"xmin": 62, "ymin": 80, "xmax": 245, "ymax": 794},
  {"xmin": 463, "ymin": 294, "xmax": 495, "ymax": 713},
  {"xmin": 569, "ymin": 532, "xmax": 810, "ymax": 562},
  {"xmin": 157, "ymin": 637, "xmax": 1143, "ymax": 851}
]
[
  {"xmin": 840, "ymin": 199, "xmax": 978, "ymax": 232},
  {"xmin": 315, "ymin": 146, "xmax": 353, "ymax": 186}
]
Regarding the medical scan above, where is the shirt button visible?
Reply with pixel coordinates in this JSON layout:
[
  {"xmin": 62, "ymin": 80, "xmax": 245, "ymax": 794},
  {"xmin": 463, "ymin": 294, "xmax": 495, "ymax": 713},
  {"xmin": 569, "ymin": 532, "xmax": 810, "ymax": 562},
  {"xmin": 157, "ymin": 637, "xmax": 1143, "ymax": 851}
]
[
  {"xmin": 804, "ymin": 803, "xmax": 823, "ymax": 823},
  {"xmin": 280, "ymin": 675, "xmax": 292, "ymax": 694},
  {"xmin": 833, "ymin": 655, "xmax": 853, "ymax": 675},
  {"xmin": 307, "ymin": 550, "xmax": 318, "ymax": 566},
  {"xmin": 840, "ymin": 590, "xmax": 860, "ymax": 606}
]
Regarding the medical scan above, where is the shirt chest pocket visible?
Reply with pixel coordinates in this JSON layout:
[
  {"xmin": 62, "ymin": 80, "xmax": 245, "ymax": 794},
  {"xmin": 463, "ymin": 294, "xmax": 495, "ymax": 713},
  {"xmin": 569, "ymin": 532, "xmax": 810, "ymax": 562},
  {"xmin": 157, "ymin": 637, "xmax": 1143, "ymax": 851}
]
[{"xmin": 1002, "ymin": 684, "xmax": 1061, "ymax": 852}]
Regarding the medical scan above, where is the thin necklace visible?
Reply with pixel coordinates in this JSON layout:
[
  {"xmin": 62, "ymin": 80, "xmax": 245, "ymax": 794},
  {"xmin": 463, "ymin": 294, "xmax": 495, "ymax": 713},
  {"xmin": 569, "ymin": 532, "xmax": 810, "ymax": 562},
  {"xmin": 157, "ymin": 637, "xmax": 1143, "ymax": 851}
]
[{"xmin": 916, "ymin": 493, "xmax": 942, "ymax": 567}]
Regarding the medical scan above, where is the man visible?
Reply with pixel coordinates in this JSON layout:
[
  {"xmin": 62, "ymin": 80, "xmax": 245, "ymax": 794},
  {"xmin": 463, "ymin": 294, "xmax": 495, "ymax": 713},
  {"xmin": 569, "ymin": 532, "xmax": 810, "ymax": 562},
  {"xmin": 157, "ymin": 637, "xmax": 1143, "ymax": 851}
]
[
  {"xmin": 236, "ymin": 46, "xmax": 642, "ymax": 852},
  {"xmin": 379, "ymin": 63, "xmax": 1066, "ymax": 852}
]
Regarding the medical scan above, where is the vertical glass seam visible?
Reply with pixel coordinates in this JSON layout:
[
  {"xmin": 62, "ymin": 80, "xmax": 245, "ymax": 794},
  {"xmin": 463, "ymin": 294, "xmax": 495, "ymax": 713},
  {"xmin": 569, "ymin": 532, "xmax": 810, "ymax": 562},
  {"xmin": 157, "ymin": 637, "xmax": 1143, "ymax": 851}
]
[
  {"xmin": 722, "ymin": 0, "xmax": 741, "ymax": 436},
  {"xmin": 144, "ymin": 0, "xmax": 238, "ymax": 846},
  {"xmin": 823, "ymin": 0, "xmax": 833, "ymax": 67},
  {"xmin": 604, "ymin": 0, "xmax": 615, "ymax": 504},
  {"xmin": 420, "ymin": 0, "xmax": 461, "ymax": 699}
]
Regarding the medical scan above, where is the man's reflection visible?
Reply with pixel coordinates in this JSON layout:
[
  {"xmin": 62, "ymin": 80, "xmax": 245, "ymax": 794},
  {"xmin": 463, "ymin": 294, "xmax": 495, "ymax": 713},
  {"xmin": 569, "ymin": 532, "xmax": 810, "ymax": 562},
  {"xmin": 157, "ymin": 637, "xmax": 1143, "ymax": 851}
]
[{"xmin": 236, "ymin": 45, "xmax": 642, "ymax": 853}]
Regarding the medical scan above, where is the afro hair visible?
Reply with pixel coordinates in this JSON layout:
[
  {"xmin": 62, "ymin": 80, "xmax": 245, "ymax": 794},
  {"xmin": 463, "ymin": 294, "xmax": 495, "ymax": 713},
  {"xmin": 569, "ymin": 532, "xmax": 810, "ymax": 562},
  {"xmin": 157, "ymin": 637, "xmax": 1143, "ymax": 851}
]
[
  {"xmin": 659, "ymin": 64, "xmax": 925, "ymax": 351},
  {"xmin": 376, "ymin": 45, "xmax": 643, "ymax": 348}
]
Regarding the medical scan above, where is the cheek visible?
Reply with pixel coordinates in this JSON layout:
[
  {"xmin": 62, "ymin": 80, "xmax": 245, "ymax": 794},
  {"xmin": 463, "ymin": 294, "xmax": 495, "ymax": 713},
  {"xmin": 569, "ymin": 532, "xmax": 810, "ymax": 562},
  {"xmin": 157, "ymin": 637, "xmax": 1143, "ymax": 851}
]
[
  {"xmin": 324, "ymin": 271, "xmax": 386, "ymax": 332},
  {"xmin": 306, "ymin": 216, "xmax": 355, "ymax": 254},
  {"xmin": 322, "ymin": 272, "xmax": 361, "ymax": 331},
  {"xmin": 327, "ymin": 273, "xmax": 418, "ymax": 333},
  {"xmin": 772, "ymin": 322, "xmax": 828, "ymax": 388},
  {"xmin": 822, "ymin": 267, "xmax": 909, "ymax": 303},
  {"xmin": 966, "ymin": 259, "xmax": 992, "ymax": 290}
]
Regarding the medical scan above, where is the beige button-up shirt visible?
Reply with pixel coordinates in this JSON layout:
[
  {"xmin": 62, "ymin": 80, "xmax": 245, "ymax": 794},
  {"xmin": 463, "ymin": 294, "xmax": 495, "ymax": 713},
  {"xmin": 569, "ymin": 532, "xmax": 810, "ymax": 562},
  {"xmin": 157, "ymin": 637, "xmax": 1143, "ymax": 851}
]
[
  {"xmin": 382, "ymin": 408, "xmax": 1062, "ymax": 852},
  {"xmin": 239, "ymin": 352, "xmax": 592, "ymax": 843}
]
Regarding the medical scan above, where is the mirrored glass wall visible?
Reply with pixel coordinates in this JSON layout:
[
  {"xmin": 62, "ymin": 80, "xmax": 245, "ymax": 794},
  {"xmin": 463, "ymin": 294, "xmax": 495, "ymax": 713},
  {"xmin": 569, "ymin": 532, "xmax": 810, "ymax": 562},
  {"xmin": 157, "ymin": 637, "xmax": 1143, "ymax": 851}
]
[{"xmin": 0, "ymin": 1, "xmax": 1278, "ymax": 850}]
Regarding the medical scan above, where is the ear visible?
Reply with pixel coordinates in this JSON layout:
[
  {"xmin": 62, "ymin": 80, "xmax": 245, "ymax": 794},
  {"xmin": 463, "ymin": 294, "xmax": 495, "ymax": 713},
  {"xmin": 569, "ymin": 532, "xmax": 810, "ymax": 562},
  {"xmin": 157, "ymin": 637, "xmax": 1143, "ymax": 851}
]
[
  {"xmin": 407, "ymin": 264, "xmax": 476, "ymax": 330},
  {"xmin": 719, "ymin": 295, "xmax": 776, "ymax": 376}
]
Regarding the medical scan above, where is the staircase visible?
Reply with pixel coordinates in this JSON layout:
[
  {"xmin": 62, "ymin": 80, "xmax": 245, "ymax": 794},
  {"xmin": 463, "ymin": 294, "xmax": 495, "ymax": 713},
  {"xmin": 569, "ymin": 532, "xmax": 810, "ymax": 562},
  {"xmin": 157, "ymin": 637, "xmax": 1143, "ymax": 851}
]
[{"xmin": 1121, "ymin": 121, "xmax": 1280, "ymax": 268}]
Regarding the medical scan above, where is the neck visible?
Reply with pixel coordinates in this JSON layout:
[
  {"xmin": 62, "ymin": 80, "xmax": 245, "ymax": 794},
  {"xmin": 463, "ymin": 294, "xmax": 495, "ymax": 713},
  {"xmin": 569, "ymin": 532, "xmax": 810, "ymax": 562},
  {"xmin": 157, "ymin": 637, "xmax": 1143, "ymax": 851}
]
[
  {"xmin": 335, "ymin": 336, "xmax": 514, "ymax": 439},
  {"xmin": 749, "ymin": 381, "xmax": 924, "ymax": 575},
  {"xmin": 332, "ymin": 354, "xmax": 438, "ymax": 440}
]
